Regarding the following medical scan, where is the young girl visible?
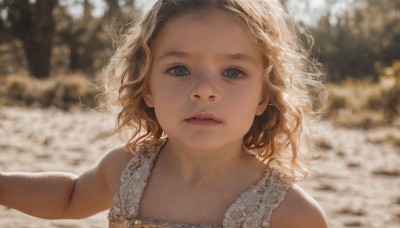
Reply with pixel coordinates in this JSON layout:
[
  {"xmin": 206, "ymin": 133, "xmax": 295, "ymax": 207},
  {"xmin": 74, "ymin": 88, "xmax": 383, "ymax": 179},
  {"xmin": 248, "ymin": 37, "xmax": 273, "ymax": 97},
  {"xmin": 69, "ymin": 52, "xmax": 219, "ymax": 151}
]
[{"xmin": 0, "ymin": 0, "xmax": 328, "ymax": 227}]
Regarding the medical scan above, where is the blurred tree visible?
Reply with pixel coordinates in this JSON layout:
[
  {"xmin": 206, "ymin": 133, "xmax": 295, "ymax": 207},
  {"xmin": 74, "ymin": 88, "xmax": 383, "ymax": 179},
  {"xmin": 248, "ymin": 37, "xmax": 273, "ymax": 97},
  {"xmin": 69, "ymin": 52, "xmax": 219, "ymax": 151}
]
[
  {"xmin": 311, "ymin": 0, "xmax": 400, "ymax": 81},
  {"xmin": 0, "ymin": 0, "xmax": 57, "ymax": 78},
  {"xmin": 56, "ymin": 0, "xmax": 140, "ymax": 74},
  {"xmin": 56, "ymin": 0, "xmax": 104, "ymax": 73},
  {"xmin": 0, "ymin": 0, "xmax": 140, "ymax": 76},
  {"xmin": 2, "ymin": 0, "xmax": 397, "ymax": 81}
]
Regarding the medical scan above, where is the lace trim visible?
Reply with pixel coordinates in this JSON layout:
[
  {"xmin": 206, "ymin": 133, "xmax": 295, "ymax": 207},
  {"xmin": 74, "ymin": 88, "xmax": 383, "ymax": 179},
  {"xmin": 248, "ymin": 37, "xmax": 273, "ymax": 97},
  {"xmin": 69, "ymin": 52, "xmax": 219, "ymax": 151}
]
[
  {"xmin": 109, "ymin": 218, "xmax": 222, "ymax": 228},
  {"xmin": 223, "ymin": 168, "xmax": 293, "ymax": 228},
  {"xmin": 108, "ymin": 139, "xmax": 166, "ymax": 221},
  {"xmin": 108, "ymin": 139, "xmax": 293, "ymax": 228}
]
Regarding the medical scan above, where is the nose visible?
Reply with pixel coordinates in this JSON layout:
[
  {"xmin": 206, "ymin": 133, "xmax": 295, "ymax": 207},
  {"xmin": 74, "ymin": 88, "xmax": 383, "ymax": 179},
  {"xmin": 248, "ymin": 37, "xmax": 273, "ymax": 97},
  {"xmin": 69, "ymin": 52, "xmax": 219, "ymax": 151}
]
[{"xmin": 189, "ymin": 73, "xmax": 220, "ymax": 102}]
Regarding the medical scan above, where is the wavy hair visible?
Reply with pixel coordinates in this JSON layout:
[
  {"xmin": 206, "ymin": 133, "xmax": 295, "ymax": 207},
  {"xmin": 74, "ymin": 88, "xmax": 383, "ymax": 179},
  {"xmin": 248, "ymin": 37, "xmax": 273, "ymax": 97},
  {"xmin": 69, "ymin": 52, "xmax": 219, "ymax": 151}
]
[{"xmin": 104, "ymin": 0, "xmax": 326, "ymax": 180}]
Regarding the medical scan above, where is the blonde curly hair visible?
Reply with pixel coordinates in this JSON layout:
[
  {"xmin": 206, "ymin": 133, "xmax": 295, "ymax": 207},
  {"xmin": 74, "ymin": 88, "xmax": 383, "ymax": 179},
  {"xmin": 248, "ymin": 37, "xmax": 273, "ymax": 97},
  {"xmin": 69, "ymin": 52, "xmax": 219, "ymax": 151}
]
[{"xmin": 104, "ymin": 0, "xmax": 326, "ymax": 180}]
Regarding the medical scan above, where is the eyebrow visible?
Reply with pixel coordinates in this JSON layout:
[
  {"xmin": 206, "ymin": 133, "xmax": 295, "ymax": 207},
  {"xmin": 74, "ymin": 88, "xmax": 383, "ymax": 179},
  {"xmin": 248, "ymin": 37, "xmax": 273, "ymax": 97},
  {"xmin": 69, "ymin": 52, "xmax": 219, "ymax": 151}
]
[
  {"xmin": 225, "ymin": 53, "xmax": 258, "ymax": 64},
  {"xmin": 157, "ymin": 51, "xmax": 189, "ymax": 61},
  {"xmin": 156, "ymin": 50, "xmax": 258, "ymax": 64}
]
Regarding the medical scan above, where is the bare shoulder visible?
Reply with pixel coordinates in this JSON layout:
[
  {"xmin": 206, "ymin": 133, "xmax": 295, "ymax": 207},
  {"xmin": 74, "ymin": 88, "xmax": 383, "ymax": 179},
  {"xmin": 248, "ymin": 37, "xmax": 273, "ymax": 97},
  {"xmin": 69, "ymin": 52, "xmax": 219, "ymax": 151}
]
[
  {"xmin": 270, "ymin": 184, "xmax": 328, "ymax": 228},
  {"xmin": 98, "ymin": 145, "xmax": 133, "ymax": 170},
  {"xmin": 96, "ymin": 145, "xmax": 134, "ymax": 195}
]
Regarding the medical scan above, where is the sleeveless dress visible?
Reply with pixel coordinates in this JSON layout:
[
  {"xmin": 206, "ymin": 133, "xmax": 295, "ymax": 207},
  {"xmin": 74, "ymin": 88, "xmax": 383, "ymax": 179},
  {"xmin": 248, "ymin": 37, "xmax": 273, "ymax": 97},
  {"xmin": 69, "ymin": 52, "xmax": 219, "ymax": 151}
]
[{"xmin": 108, "ymin": 139, "xmax": 293, "ymax": 228}]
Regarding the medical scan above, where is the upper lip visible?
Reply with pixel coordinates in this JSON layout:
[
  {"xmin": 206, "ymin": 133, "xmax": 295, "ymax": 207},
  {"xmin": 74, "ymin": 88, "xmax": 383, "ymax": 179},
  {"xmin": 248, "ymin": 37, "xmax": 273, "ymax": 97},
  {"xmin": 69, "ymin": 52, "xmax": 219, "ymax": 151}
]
[{"xmin": 185, "ymin": 112, "xmax": 222, "ymax": 123}]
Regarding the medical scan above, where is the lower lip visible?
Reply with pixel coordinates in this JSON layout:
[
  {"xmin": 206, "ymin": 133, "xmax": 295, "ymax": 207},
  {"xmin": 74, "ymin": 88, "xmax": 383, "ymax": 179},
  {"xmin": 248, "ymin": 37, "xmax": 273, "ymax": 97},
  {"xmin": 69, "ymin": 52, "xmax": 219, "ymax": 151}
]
[{"xmin": 184, "ymin": 118, "xmax": 221, "ymax": 126}]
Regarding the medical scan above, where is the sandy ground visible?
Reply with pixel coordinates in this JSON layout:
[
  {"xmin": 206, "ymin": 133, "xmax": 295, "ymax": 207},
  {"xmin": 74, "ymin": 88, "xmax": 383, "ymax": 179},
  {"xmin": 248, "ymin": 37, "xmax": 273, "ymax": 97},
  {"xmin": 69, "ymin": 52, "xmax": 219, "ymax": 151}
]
[{"xmin": 0, "ymin": 107, "xmax": 399, "ymax": 228}]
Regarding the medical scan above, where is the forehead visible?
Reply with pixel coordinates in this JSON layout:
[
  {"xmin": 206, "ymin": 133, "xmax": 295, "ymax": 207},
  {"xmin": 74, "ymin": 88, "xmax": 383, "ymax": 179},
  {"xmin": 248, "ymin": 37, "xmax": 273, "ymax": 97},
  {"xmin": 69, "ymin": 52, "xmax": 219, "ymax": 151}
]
[{"xmin": 152, "ymin": 9, "xmax": 263, "ymax": 62}]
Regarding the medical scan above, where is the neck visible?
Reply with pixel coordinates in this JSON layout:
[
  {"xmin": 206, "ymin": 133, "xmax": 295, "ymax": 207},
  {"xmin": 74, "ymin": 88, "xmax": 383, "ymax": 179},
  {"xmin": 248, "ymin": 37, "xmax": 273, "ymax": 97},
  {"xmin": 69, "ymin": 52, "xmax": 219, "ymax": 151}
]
[{"xmin": 158, "ymin": 139, "xmax": 253, "ymax": 184}]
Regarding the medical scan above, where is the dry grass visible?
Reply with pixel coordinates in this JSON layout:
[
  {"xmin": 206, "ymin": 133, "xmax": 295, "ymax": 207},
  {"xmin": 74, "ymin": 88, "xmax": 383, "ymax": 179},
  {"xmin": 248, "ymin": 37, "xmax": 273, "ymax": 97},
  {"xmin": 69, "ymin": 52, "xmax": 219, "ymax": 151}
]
[
  {"xmin": 325, "ymin": 75, "xmax": 400, "ymax": 129},
  {"xmin": 0, "ymin": 72, "xmax": 100, "ymax": 110},
  {"xmin": 325, "ymin": 60, "xmax": 400, "ymax": 129}
]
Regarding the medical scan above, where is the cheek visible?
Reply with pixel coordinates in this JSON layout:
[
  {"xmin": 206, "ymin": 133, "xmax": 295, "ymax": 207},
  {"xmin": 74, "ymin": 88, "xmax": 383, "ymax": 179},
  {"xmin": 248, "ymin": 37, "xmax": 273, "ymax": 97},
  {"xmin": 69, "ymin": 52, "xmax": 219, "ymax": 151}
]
[
  {"xmin": 151, "ymin": 87, "xmax": 183, "ymax": 121},
  {"xmin": 231, "ymin": 86, "xmax": 263, "ymax": 109},
  {"xmin": 225, "ymin": 94, "xmax": 261, "ymax": 132},
  {"xmin": 153, "ymin": 86, "xmax": 182, "ymax": 106}
]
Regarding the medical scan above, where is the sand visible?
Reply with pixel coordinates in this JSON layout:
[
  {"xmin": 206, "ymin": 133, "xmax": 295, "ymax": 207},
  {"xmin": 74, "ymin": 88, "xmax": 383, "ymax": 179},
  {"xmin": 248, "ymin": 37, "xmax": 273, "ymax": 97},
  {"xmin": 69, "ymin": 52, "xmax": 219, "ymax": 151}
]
[{"xmin": 0, "ymin": 107, "xmax": 399, "ymax": 227}]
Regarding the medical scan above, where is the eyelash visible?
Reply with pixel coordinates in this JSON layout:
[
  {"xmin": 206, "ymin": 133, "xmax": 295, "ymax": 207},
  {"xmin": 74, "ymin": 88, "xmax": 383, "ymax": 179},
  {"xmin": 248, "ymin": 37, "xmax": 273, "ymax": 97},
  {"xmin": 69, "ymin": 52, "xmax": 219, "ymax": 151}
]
[
  {"xmin": 222, "ymin": 67, "xmax": 246, "ymax": 80},
  {"xmin": 166, "ymin": 65, "xmax": 190, "ymax": 76},
  {"xmin": 166, "ymin": 65, "xmax": 247, "ymax": 80}
]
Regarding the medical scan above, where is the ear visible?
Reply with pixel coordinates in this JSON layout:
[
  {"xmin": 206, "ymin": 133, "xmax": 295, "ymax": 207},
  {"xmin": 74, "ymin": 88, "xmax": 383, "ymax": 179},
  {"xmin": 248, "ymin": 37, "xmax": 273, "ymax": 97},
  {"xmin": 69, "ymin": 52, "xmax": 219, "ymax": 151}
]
[
  {"xmin": 255, "ymin": 95, "xmax": 269, "ymax": 116},
  {"xmin": 142, "ymin": 89, "xmax": 154, "ymax": 108}
]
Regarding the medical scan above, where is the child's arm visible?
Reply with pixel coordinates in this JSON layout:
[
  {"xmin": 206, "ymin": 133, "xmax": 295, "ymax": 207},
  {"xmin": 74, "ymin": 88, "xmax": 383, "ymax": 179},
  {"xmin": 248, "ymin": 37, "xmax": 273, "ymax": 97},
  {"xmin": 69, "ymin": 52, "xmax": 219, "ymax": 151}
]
[{"xmin": 0, "ymin": 146, "xmax": 130, "ymax": 219}]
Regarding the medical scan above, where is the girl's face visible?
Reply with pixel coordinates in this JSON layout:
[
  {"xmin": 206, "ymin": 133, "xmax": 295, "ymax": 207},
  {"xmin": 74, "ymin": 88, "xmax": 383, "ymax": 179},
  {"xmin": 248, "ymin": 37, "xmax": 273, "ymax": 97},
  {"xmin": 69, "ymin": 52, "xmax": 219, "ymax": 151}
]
[{"xmin": 143, "ymin": 9, "xmax": 268, "ymax": 152}]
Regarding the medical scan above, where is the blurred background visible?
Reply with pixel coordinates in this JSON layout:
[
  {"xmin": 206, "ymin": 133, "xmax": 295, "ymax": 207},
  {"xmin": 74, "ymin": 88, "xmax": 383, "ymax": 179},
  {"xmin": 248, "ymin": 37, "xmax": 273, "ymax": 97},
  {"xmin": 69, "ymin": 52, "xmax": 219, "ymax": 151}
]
[
  {"xmin": 0, "ymin": 0, "xmax": 399, "ymax": 227},
  {"xmin": 0, "ymin": 0, "xmax": 399, "ymax": 127}
]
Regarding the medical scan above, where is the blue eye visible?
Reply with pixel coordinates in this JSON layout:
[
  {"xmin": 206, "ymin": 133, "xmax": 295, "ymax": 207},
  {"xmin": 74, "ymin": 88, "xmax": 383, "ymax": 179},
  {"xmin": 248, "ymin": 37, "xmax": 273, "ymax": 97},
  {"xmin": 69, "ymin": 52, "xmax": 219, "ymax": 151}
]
[
  {"xmin": 222, "ymin": 68, "xmax": 244, "ymax": 79},
  {"xmin": 167, "ymin": 65, "xmax": 190, "ymax": 76}
]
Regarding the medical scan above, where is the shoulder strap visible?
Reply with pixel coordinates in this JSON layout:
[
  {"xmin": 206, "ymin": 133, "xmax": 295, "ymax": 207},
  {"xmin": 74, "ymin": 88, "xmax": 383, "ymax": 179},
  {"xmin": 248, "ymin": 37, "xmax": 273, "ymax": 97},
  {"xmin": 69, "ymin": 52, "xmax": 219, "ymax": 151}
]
[
  {"xmin": 223, "ymin": 168, "xmax": 293, "ymax": 228},
  {"xmin": 108, "ymin": 138, "xmax": 166, "ymax": 221}
]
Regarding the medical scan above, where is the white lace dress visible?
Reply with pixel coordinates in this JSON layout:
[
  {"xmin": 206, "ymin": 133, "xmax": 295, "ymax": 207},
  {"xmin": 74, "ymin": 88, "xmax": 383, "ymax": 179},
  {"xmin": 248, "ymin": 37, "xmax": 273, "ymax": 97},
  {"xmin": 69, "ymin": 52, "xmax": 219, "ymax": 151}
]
[{"xmin": 108, "ymin": 139, "xmax": 293, "ymax": 228}]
